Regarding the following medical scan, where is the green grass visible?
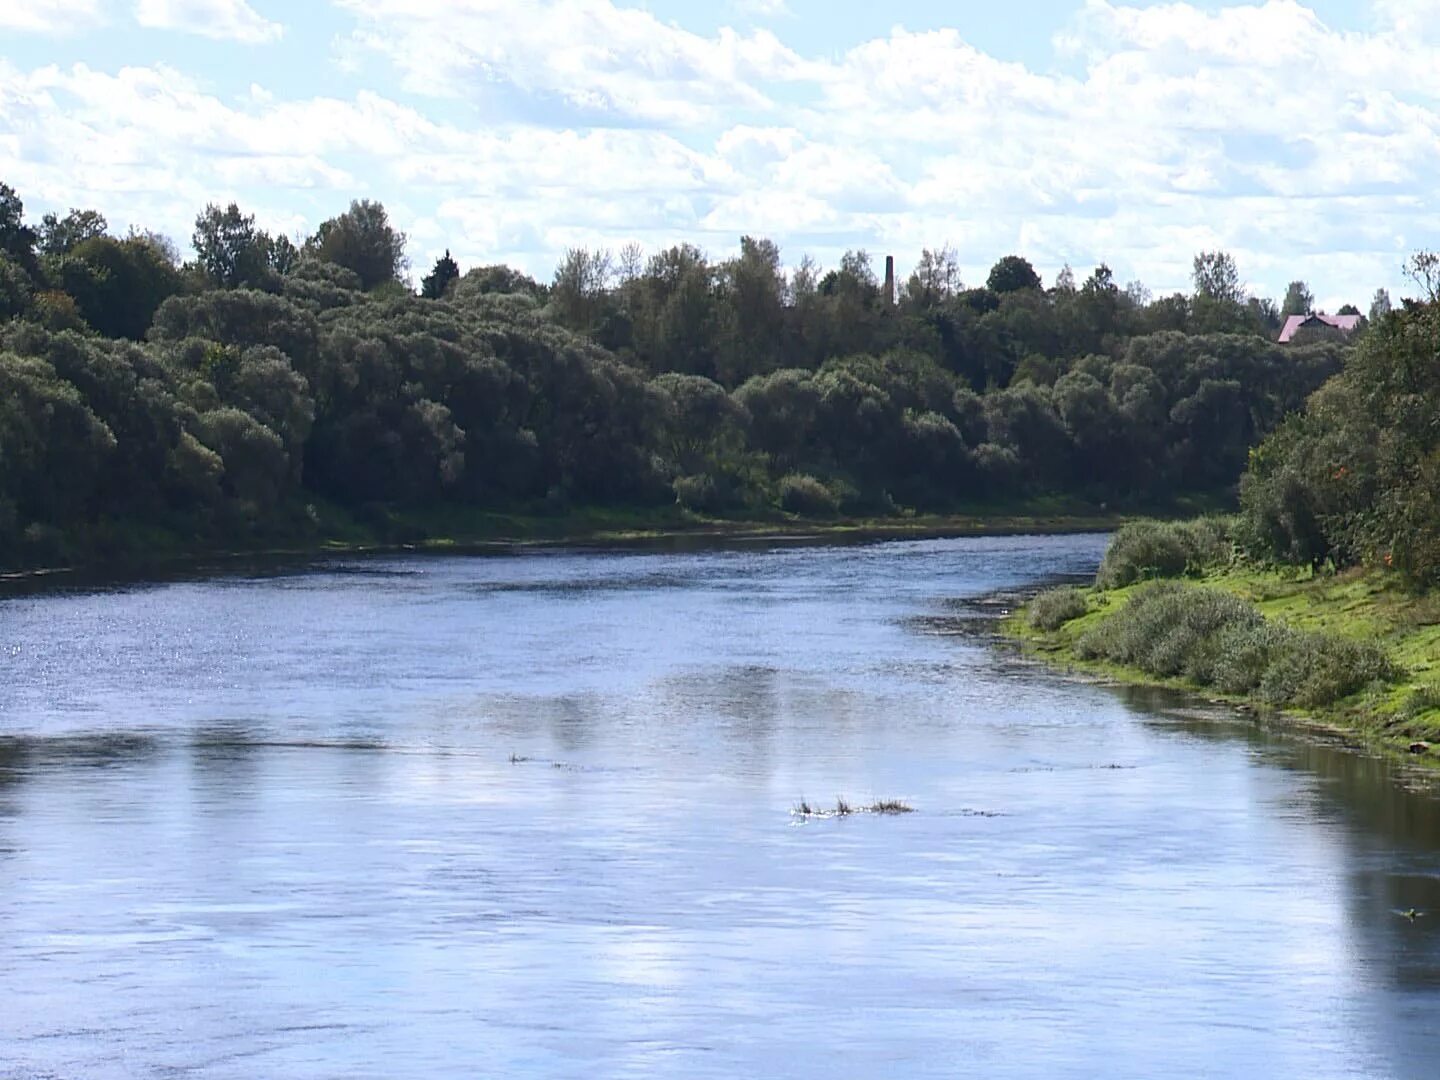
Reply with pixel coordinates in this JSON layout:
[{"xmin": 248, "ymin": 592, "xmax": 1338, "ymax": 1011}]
[{"xmin": 1007, "ymin": 562, "xmax": 1440, "ymax": 758}]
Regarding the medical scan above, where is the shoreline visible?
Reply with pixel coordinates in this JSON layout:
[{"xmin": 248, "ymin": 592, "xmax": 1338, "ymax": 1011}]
[
  {"xmin": 1, "ymin": 510, "xmax": 1125, "ymax": 589},
  {"xmin": 999, "ymin": 566, "xmax": 1440, "ymax": 767}
]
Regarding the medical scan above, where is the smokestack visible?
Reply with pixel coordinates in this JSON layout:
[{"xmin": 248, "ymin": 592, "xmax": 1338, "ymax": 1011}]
[{"xmin": 884, "ymin": 255, "xmax": 895, "ymax": 307}]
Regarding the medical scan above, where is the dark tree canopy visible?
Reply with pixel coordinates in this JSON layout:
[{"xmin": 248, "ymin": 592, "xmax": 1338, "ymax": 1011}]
[
  {"xmin": 193, "ymin": 203, "xmax": 288, "ymax": 289},
  {"xmin": 57, "ymin": 235, "xmax": 181, "ymax": 339},
  {"xmin": 0, "ymin": 182, "xmax": 39, "ymax": 277},
  {"xmin": 39, "ymin": 209, "xmax": 109, "ymax": 256},
  {"xmin": 986, "ymin": 255, "xmax": 1042, "ymax": 294},
  {"xmin": 1281, "ymin": 280, "xmax": 1314, "ymax": 317},
  {"xmin": 1192, "ymin": 251, "xmax": 1244, "ymax": 303},
  {"xmin": 307, "ymin": 199, "xmax": 407, "ymax": 291},
  {"xmin": 421, "ymin": 250, "xmax": 461, "ymax": 299}
]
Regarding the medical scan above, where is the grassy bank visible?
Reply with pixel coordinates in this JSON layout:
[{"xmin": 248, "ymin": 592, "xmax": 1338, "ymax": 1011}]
[{"xmin": 1007, "ymin": 545, "xmax": 1440, "ymax": 759}]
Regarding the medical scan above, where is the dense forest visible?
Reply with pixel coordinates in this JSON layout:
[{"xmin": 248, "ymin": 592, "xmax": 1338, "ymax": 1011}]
[{"xmin": 0, "ymin": 180, "xmax": 1365, "ymax": 569}]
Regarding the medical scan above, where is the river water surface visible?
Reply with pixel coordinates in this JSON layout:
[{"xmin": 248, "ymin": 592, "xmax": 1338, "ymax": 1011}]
[{"xmin": 4, "ymin": 534, "xmax": 1440, "ymax": 1078}]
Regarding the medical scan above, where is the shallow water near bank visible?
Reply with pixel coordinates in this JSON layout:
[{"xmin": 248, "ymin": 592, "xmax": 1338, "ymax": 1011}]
[{"xmin": 3, "ymin": 534, "xmax": 1440, "ymax": 1079}]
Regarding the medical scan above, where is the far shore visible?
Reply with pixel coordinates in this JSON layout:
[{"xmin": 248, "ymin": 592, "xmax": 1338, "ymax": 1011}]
[{"xmin": 0, "ymin": 509, "xmax": 1126, "ymax": 589}]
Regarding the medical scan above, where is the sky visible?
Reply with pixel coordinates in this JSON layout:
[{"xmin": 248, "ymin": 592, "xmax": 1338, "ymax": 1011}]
[{"xmin": 2, "ymin": 0, "xmax": 1438, "ymax": 309}]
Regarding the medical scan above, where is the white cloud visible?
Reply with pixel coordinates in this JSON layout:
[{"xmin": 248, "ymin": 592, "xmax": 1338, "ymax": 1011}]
[
  {"xmin": 0, "ymin": 0, "xmax": 104, "ymax": 33},
  {"xmin": 1371, "ymin": 0, "xmax": 1440, "ymax": 37},
  {"xmin": 2, "ymin": 0, "xmax": 1439, "ymax": 303},
  {"xmin": 730, "ymin": 0, "xmax": 792, "ymax": 17},
  {"xmin": 332, "ymin": 0, "xmax": 819, "ymax": 126},
  {"xmin": 134, "ymin": 0, "xmax": 283, "ymax": 44}
]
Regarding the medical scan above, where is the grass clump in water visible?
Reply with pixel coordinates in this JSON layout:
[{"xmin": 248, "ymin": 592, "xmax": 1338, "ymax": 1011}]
[
  {"xmin": 1028, "ymin": 586, "xmax": 1090, "ymax": 631},
  {"xmin": 1077, "ymin": 581, "xmax": 1395, "ymax": 709},
  {"xmin": 867, "ymin": 799, "xmax": 914, "ymax": 815},
  {"xmin": 1095, "ymin": 517, "xmax": 1233, "ymax": 589},
  {"xmin": 792, "ymin": 796, "xmax": 914, "ymax": 818}
]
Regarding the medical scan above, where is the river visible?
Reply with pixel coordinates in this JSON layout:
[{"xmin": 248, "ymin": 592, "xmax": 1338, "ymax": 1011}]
[{"xmin": 3, "ymin": 534, "xmax": 1440, "ymax": 1078}]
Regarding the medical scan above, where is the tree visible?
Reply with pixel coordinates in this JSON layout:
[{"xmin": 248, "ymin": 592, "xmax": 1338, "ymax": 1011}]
[
  {"xmin": 421, "ymin": 250, "xmax": 460, "ymax": 299},
  {"xmin": 1404, "ymin": 251, "xmax": 1440, "ymax": 302},
  {"xmin": 1369, "ymin": 288, "xmax": 1392, "ymax": 323},
  {"xmin": 986, "ymin": 255, "xmax": 1041, "ymax": 294},
  {"xmin": 307, "ymin": 200, "xmax": 408, "ymax": 291},
  {"xmin": 57, "ymin": 235, "xmax": 182, "ymax": 339},
  {"xmin": 193, "ymin": 203, "xmax": 281, "ymax": 289},
  {"xmin": 1281, "ymin": 280, "xmax": 1314, "ymax": 317},
  {"xmin": 551, "ymin": 247, "xmax": 613, "ymax": 330},
  {"xmin": 905, "ymin": 245, "xmax": 963, "ymax": 308},
  {"xmin": 1192, "ymin": 251, "xmax": 1244, "ymax": 303},
  {"xmin": 0, "ymin": 182, "xmax": 39, "ymax": 277},
  {"xmin": 717, "ymin": 236, "xmax": 785, "ymax": 383},
  {"xmin": 128, "ymin": 227, "xmax": 181, "ymax": 267},
  {"xmin": 0, "ymin": 253, "xmax": 31, "ymax": 319},
  {"xmin": 631, "ymin": 244, "xmax": 718, "ymax": 378},
  {"xmin": 268, "ymin": 234, "xmax": 300, "ymax": 276},
  {"xmin": 38, "ymin": 209, "xmax": 109, "ymax": 256},
  {"xmin": 618, "ymin": 242, "xmax": 645, "ymax": 283}
]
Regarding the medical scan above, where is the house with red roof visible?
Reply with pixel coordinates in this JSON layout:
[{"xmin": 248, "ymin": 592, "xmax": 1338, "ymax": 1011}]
[{"xmin": 1277, "ymin": 313, "xmax": 1362, "ymax": 343}]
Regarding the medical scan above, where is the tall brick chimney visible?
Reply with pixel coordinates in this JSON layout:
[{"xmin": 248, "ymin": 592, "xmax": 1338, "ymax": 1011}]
[{"xmin": 883, "ymin": 255, "xmax": 895, "ymax": 307}]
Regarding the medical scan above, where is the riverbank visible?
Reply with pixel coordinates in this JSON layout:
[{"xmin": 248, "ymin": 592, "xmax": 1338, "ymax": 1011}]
[
  {"xmin": 1, "ymin": 502, "xmax": 1129, "ymax": 586},
  {"xmin": 1005, "ymin": 564, "xmax": 1440, "ymax": 761}
]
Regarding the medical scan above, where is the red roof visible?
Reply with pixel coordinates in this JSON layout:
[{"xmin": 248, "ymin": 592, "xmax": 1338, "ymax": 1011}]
[{"xmin": 1278, "ymin": 313, "xmax": 1361, "ymax": 343}]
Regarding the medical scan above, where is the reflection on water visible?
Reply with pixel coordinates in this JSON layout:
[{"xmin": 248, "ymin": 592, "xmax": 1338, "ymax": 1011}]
[{"xmin": 3, "ymin": 533, "xmax": 1440, "ymax": 1079}]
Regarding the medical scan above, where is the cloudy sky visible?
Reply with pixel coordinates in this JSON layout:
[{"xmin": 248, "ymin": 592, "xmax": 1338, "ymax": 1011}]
[{"xmin": 2, "ymin": 0, "xmax": 1437, "ymax": 308}]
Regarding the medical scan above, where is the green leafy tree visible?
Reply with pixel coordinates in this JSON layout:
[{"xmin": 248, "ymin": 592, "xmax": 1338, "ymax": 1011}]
[
  {"xmin": 630, "ymin": 244, "xmax": 719, "ymax": 379},
  {"xmin": 905, "ymin": 245, "xmax": 963, "ymax": 309},
  {"xmin": 716, "ymin": 236, "xmax": 786, "ymax": 384},
  {"xmin": 1281, "ymin": 280, "xmax": 1314, "ymax": 317},
  {"xmin": 38, "ymin": 209, "xmax": 109, "ymax": 256},
  {"xmin": 421, "ymin": 249, "xmax": 461, "ymax": 299},
  {"xmin": 307, "ymin": 200, "xmax": 408, "ymax": 291},
  {"xmin": 0, "ymin": 182, "xmax": 39, "ymax": 278},
  {"xmin": 0, "ymin": 253, "xmax": 31, "ymax": 319},
  {"xmin": 1192, "ymin": 251, "xmax": 1244, "ymax": 303},
  {"xmin": 550, "ymin": 247, "xmax": 612, "ymax": 330},
  {"xmin": 57, "ymin": 235, "xmax": 182, "ymax": 339},
  {"xmin": 193, "ymin": 203, "xmax": 283, "ymax": 289},
  {"xmin": 986, "ymin": 255, "xmax": 1041, "ymax": 294}
]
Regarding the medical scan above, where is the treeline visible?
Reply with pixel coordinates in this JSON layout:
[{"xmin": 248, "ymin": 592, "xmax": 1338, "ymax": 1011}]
[
  {"xmin": 1238, "ymin": 289, "xmax": 1440, "ymax": 586},
  {"xmin": 0, "ymin": 181, "xmax": 1351, "ymax": 568}
]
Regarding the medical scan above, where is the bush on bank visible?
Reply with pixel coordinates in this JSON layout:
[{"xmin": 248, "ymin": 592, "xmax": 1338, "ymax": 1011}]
[
  {"xmin": 1075, "ymin": 581, "xmax": 1394, "ymax": 709},
  {"xmin": 1094, "ymin": 517, "xmax": 1233, "ymax": 589},
  {"xmin": 1028, "ymin": 586, "xmax": 1090, "ymax": 631}
]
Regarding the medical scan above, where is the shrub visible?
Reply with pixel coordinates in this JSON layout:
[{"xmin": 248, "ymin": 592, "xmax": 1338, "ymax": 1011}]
[
  {"xmin": 1076, "ymin": 581, "xmax": 1192, "ymax": 664},
  {"xmin": 1095, "ymin": 518, "xmax": 1233, "ymax": 589},
  {"xmin": 1076, "ymin": 581, "xmax": 1394, "ymax": 708},
  {"xmin": 778, "ymin": 473, "xmax": 840, "ymax": 516},
  {"xmin": 1258, "ymin": 633, "xmax": 1393, "ymax": 709},
  {"xmin": 673, "ymin": 473, "xmax": 719, "ymax": 513},
  {"xmin": 1142, "ymin": 589, "xmax": 1259, "ymax": 677},
  {"xmin": 1028, "ymin": 586, "xmax": 1090, "ymax": 631},
  {"xmin": 1400, "ymin": 686, "xmax": 1440, "ymax": 723},
  {"xmin": 1209, "ymin": 621, "xmax": 1298, "ymax": 695}
]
